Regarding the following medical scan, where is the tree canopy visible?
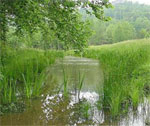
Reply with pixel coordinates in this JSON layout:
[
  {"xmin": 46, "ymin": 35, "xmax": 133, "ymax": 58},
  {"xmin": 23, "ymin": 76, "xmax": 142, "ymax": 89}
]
[{"xmin": 0, "ymin": 0, "xmax": 112, "ymax": 50}]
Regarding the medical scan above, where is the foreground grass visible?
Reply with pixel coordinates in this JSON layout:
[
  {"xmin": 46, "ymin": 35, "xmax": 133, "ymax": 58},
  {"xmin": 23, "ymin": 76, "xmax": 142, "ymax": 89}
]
[
  {"xmin": 0, "ymin": 47, "xmax": 64, "ymax": 105},
  {"xmin": 83, "ymin": 39, "xmax": 150, "ymax": 116}
]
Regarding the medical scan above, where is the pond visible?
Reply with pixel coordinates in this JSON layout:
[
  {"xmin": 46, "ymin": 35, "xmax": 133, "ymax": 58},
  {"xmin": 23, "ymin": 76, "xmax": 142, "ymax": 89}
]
[{"xmin": 0, "ymin": 56, "xmax": 150, "ymax": 125}]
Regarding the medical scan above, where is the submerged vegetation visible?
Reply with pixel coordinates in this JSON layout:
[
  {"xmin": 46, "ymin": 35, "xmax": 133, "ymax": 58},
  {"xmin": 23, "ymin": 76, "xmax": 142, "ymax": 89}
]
[{"xmin": 83, "ymin": 39, "xmax": 150, "ymax": 116}]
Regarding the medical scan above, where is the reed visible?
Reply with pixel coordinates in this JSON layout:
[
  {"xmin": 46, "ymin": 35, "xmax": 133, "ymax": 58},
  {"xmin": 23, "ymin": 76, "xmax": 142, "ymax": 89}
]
[
  {"xmin": 0, "ymin": 77, "xmax": 16, "ymax": 104},
  {"xmin": 63, "ymin": 69, "xmax": 69, "ymax": 98},
  {"xmin": 78, "ymin": 72, "xmax": 85, "ymax": 101},
  {"xmin": 83, "ymin": 39, "xmax": 150, "ymax": 116},
  {"xmin": 0, "ymin": 47, "xmax": 64, "ymax": 105}
]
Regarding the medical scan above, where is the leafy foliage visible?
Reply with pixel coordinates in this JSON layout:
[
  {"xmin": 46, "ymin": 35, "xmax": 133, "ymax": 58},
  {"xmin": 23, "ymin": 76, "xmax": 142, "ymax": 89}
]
[{"xmin": 0, "ymin": 0, "xmax": 112, "ymax": 50}]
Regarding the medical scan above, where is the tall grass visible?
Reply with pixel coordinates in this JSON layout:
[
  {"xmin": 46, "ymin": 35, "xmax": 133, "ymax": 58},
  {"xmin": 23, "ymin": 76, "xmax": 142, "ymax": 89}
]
[
  {"xmin": 0, "ymin": 47, "xmax": 64, "ymax": 104},
  {"xmin": 61, "ymin": 70, "xmax": 85, "ymax": 100},
  {"xmin": 0, "ymin": 77, "xmax": 16, "ymax": 104},
  {"xmin": 63, "ymin": 69, "xmax": 69, "ymax": 98},
  {"xmin": 78, "ymin": 72, "xmax": 85, "ymax": 101},
  {"xmin": 83, "ymin": 39, "xmax": 150, "ymax": 116}
]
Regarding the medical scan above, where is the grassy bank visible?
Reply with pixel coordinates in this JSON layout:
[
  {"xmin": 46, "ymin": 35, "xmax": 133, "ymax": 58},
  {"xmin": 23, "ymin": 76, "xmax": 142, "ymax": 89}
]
[
  {"xmin": 0, "ymin": 47, "xmax": 64, "ymax": 106},
  {"xmin": 83, "ymin": 39, "xmax": 150, "ymax": 116}
]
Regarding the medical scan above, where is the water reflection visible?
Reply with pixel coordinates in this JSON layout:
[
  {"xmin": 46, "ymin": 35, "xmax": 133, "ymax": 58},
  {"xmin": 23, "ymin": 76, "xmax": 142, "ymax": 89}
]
[
  {"xmin": 120, "ymin": 98, "xmax": 150, "ymax": 126},
  {"xmin": 0, "ymin": 56, "xmax": 150, "ymax": 125},
  {"xmin": 41, "ymin": 91, "xmax": 103, "ymax": 125},
  {"xmin": 49, "ymin": 56, "xmax": 104, "ymax": 92}
]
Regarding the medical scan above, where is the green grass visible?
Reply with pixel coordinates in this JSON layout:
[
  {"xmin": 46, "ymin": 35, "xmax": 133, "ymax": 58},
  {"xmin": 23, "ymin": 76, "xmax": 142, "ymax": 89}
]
[
  {"xmin": 63, "ymin": 69, "xmax": 69, "ymax": 99},
  {"xmin": 78, "ymin": 72, "xmax": 85, "ymax": 101},
  {"xmin": 0, "ymin": 47, "xmax": 64, "ymax": 104},
  {"xmin": 83, "ymin": 39, "xmax": 150, "ymax": 116}
]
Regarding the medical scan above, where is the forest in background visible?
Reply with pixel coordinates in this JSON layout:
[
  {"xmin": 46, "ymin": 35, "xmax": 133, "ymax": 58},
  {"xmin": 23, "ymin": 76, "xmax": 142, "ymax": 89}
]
[
  {"xmin": 2, "ymin": 0, "xmax": 111, "ymax": 52},
  {"xmin": 6, "ymin": 1, "xmax": 150, "ymax": 49},
  {"xmin": 88, "ymin": 1, "xmax": 150, "ymax": 45}
]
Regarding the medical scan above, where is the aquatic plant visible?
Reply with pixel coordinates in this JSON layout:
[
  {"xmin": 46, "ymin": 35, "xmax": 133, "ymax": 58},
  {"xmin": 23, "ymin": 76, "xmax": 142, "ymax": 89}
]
[
  {"xmin": 80, "ymin": 100, "xmax": 91, "ymax": 120},
  {"xmin": 0, "ymin": 48, "xmax": 64, "ymax": 105},
  {"xmin": 78, "ymin": 72, "xmax": 85, "ymax": 101},
  {"xmin": 83, "ymin": 39, "xmax": 150, "ymax": 116},
  {"xmin": 0, "ymin": 77, "xmax": 16, "ymax": 104},
  {"xmin": 62, "ymin": 69, "xmax": 69, "ymax": 98}
]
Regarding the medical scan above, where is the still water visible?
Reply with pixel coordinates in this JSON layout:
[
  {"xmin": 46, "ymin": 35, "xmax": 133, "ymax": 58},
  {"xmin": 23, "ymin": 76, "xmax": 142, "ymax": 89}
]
[{"xmin": 0, "ymin": 56, "xmax": 150, "ymax": 125}]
